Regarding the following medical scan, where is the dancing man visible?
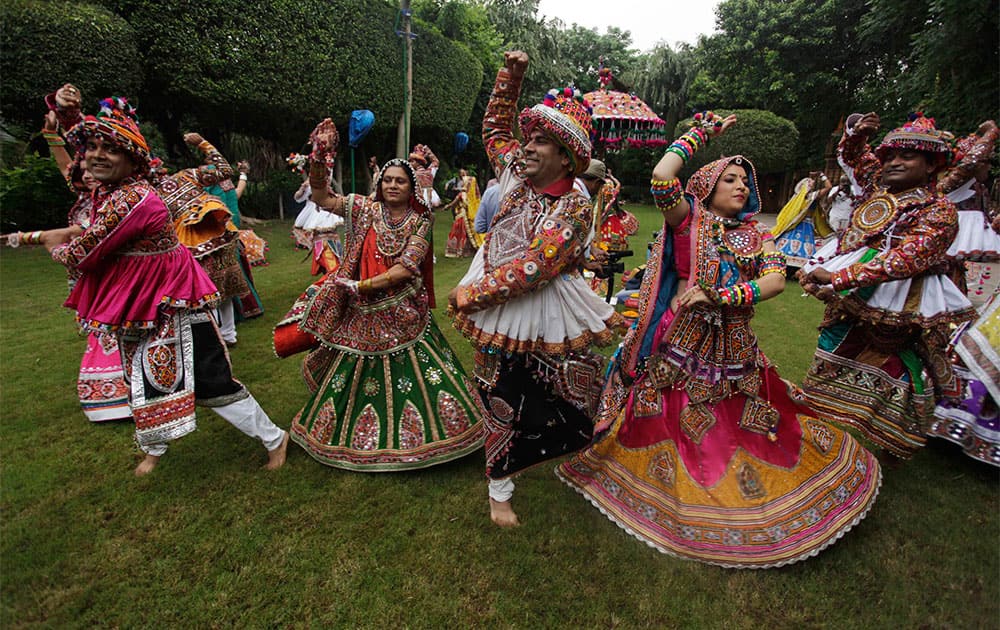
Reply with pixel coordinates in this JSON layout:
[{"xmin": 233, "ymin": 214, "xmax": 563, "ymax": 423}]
[
  {"xmin": 449, "ymin": 51, "xmax": 621, "ymax": 527},
  {"xmin": 39, "ymin": 98, "xmax": 288, "ymax": 475},
  {"xmin": 799, "ymin": 112, "xmax": 976, "ymax": 460}
]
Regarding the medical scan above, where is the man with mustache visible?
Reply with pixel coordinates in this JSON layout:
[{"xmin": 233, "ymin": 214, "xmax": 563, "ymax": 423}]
[
  {"xmin": 449, "ymin": 51, "xmax": 621, "ymax": 527},
  {"xmin": 40, "ymin": 98, "xmax": 288, "ymax": 476},
  {"xmin": 799, "ymin": 112, "xmax": 975, "ymax": 462}
]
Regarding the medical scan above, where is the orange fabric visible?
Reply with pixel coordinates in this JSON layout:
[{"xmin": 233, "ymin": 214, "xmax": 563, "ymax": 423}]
[{"xmin": 359, "ymin": 227, "xmax": 391, "ymax": 280}]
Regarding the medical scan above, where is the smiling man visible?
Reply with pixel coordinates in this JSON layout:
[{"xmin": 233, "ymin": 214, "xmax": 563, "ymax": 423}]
[
  {"xmin": 42, "ymin": 98, "xmax": 288, "ymax": 476},
  {"xmin": 798, "ymin": 112, "xmax": 976, "ymax": 461},
  {"xmin": 449, "ymin": 51, "xmax": 621, "ymax": 527}
]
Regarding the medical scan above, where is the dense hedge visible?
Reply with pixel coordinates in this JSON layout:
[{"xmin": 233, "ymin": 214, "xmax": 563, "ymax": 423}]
[
  {"xmin": 90, "ymin": 0, "xmax": 481, "ymax": 146},
  {"xmin": 0, "ymin": 155, "xmax": 76, "ymax": 231},
  {"xmin": 674, "ymin": 110, "xmax": 799, "ymax": 176},
  {"xmin": 1, "ymin": 0, "xmax": 142, "ymax": 126}
]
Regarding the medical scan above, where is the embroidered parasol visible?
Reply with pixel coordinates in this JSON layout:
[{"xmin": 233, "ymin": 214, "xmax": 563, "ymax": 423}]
[{"xmin": 583, "ymin": 65, "xmax": 666, "ymax": 153}]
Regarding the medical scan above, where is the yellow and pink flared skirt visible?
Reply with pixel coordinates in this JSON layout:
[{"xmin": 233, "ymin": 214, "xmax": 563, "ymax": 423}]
[{"xmin": 558, "ymin": 370, "xmax": 881, "ymax": 569}]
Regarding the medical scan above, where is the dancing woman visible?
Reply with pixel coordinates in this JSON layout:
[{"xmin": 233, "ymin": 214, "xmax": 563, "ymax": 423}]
[
  {"xmin": 286, "ymin": 119, "xmax": 483, "ymax": 471},
  {"xmin": 558, "ymin": 114, "xmax": 881, "ymax": 568},
  {"xmin": 444, "ymin": 169, "xmax": 481, "ymax": 258}
]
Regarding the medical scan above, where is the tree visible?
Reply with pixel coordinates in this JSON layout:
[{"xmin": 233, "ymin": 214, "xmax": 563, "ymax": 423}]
[
  {"xmin": 485, "ymin": 0, "xmax": 565, "ymax": 101},
  {"xmin": 80, "ymin": 0, "xmax": 482, "ymax": 154},
  {"xmin": 686, "ymin": 0, "xmax": 870, "ymax": 164},
  {"xmin": 411, "ymin": 0, "xmax": 502, "ymax": 173},
  {"xmin": 628, "ymin": 44, "xmax": 697, "ymax": 138},
  {"xmin": 1, "ymin": 0, "xmax": 142, "ymax": 126},
  {"xmin": 858, "ymin": 0, "xmax": 999, "ymax": 134},
  {"xmin": 553, "ymin": 25, "xmax": 639, "ymax": 92}
]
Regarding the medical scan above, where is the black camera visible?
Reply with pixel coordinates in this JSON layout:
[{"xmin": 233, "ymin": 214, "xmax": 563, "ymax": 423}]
[{"xmin": 597, "ymin": 249, "xmax": 633, "ymax": 279}]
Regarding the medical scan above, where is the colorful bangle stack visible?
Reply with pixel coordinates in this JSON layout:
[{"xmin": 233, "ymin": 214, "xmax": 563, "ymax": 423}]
[
  {"xmin": 758, "ymin": 251, "xmax": 786, "ymax": 277},
  {"xmin": 650, "ymin": 177, "xmax": 684, "ymax": 211},
  {"xmin": 42, "ymin": 132, "xmax": 65, "ymax": 147},
  {"xmin": 710, "ymin": 280, "xmax": 762, "ymax": 306},
  {"xmin": 665, "ymin": 127, "xmax": 710, "ymax": 164},
  {"xmin": 14, "ymin": 230, "xmax": 44, "ymax": 247}
]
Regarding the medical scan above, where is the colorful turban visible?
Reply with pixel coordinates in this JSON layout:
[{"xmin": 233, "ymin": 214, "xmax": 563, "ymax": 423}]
[
  {"xmin": 875, "ymin": 112, "xmax": 954, "ymax": 167},
  {"xmin": 685, "ymin": 155, "xmax": 760, "ymax": 220},
  {"xmin": 519, "ymin": 87, "xmax": 594, "ymax": 176},
  {"xmin": 67, "ymin": 97, "xmax": 151, "ymax": 176}
]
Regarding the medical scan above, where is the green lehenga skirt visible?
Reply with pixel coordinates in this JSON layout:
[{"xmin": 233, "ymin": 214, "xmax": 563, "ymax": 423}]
[{"xmin": 290, "ymin": 319, "xmax": 484, "ymax": 471}]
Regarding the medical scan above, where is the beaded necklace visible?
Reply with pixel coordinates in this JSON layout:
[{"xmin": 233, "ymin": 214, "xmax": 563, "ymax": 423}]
[
  {"xmin": 382, "ymin": 203, "xmax": 413, "ymax": 228},
  {"xmin": 374, "ymin": 202, "xmax": 417, "ymax": 259},
  {"xmin": 708, "ymin": 213, "xmax": 762, "ymax": 266}
]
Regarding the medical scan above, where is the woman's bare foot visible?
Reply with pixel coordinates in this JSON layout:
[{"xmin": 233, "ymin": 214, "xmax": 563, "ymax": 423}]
[
  {"xmin": 264, "ymin": 431, "xmax": 289, "ymax": 470},
  {"xmin": 134, "ymin": 454, "xmax": 160, "ymax": 477},
  {"xmin": 489, "ymin": 498, "xmax": 520, "ymax": 527}
]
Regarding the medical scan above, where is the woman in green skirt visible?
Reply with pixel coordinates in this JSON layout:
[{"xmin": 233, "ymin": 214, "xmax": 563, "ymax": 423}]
[{"xmin": 286, "ymin": 119, "xmax": 483, "ymax": 471}]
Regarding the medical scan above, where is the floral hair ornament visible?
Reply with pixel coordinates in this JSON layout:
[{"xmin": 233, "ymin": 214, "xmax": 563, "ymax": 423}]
[
  {"xmin": 875, "ymin": 111, "xmax": 954, "ymax": 168},
  {"xmin": 66, "ymin": 96, "xmax": 151, "ymax": 176},
  {"xmin": 286, "ymin": 152, "xmax": 308, "ymax": 175},
  {"xmin": 519, "ymin": 86, "xmax": 594, "ymax": 175}
]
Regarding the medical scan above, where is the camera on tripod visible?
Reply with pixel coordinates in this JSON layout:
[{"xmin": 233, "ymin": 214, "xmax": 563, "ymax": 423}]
[{"xmin": 596, "ymin": 249, "xmax": 633, "ymax": 279}]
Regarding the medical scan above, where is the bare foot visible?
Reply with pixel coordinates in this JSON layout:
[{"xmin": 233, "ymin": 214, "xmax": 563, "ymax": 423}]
[
  {"xmin": 264, "ymin": 431, "xmax": 289, "ymax": 470},
  {"xmin": 134, "ymin": 454, "xmax": 160, "ymax": 476},
  {"xmin": 489, "ymin": 498, "xmax": 520, "ymax": 527}
]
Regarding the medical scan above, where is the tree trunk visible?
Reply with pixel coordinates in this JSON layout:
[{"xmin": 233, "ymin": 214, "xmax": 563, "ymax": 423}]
[{"xmin": 395, "ymin": 0, "xmax": 413, "ymax": 159}]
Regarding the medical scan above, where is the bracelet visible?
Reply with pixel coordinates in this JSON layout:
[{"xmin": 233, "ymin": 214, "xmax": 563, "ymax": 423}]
[
  {"xmin": 650, "ymin": 178, "xmax": 684, "ymax": 212},
  {"xmin": 43, "ymin": 132, "xmax": 65, "ymax": 147},
  {"xmin": 666, "ymin": 127, "xmax": 710, "ymax": 164},
  {"xmin": 239, "ymin": 173, "xmax": 248, "ymax": 181},
  {"xmin": 359, "ymin": 278, "xmax": 373, "ymax": 292},
  {"xmin": 707, "ymin": 280, "xmax": 761, "ymax": 306},
  {"xmin": 758, "ymin": 251, "xmax": 786, "ymax": 277},
  {"xmin": 22, "ymin": 230, "xmax": 43, "ymax": 245}
]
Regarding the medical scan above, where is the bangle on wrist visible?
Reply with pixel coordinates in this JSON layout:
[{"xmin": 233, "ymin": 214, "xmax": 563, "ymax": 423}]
[
  {"xmin": 651, "ymin": 178, "xmax": 684, "ymax": 212},
  {"xmin": 239, "ymin": 173, "xmax": 248, "ymax": 181},
  {"xmin": 667, "ymin": 127, "xmax": 710, "ymax": 165},
  {"xmin": 43, "ymin": 131, "xmax": 65, "ymax": 147}
]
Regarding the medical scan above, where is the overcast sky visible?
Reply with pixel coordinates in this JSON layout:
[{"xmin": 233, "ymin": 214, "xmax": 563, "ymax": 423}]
[{"xmin": 536, "ymin": 0, "xmax": 721, "ymax": 52}]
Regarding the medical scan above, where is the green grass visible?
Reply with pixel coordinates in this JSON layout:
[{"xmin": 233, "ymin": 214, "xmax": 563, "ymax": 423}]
[{"xmin": 1, "ymin": 207, "xmax": 997, "ymax": 628}]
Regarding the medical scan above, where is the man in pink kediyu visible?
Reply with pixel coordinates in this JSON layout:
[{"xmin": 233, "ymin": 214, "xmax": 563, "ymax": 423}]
[{"xmin": 40, "ymin": 97, "xmax": 288, "ymax": 476}]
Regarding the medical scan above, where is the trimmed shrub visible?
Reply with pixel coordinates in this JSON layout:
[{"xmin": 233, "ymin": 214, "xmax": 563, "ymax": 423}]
[
  {"xmin": 0, "ymin": 155, "xmax": 76, "ymax": 231},
  {"xmin": 94, "ymin": 0, "xmax": 482, "ymax": 146},
  {"xmin": 674, "ymin": 110, "xmax": 799, "ymax": 176},
  {"xmin": 1, "ymin": 0, "xmax": 141, "ymax": 126}
]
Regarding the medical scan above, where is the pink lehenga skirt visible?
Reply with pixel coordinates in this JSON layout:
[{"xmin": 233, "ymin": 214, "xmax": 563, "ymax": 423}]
[{"xmin": 78, "ymin": 333, "xmax": 131, "ymax": 422}]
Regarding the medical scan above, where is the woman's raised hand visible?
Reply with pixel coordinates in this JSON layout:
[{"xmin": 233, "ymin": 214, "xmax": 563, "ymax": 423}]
[
  {"xmin": 710, "ymin": 113, "xmax": 738, "ymax": 139},
  {"xmin": 504, "ymin": 51, "xmax": 529, "ymax": 77},
  {"xmin": 310, "ymin": 118, "xmax": 339, "ymax": 166}
]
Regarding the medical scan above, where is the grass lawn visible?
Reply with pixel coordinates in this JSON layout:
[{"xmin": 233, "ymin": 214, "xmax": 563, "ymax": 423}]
[{"xmin": 1, "ymin": 205, "xmax": 997, "ymax": 628}]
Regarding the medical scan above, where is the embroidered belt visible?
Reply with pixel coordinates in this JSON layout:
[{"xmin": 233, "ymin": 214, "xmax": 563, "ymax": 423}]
[{"xmin": 120, "ymin": 242, "xmax": 182, "ymax": 257}]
